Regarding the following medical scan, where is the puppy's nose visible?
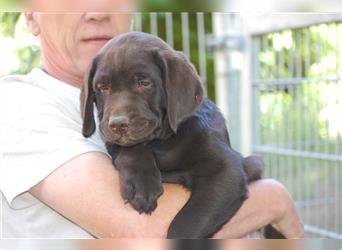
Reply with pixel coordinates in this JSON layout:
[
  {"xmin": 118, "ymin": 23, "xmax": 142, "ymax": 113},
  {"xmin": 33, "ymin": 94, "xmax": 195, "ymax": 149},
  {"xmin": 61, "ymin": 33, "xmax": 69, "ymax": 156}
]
[{"xmin": 109, "ymin": 116, "xmax": 129, "ymax": 134}]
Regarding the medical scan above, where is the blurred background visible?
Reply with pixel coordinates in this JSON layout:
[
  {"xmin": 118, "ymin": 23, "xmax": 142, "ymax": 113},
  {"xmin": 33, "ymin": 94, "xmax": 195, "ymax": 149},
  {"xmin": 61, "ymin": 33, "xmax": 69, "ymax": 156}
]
[{"xmin": 0, "ymin": 7, "xmax": 341, "ymax": 240}]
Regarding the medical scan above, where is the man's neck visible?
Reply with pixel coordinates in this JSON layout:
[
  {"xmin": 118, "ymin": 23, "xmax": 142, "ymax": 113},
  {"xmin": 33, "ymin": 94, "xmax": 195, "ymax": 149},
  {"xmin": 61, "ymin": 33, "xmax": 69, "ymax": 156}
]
[{"xmin": 42, "ymin": 58, "xmax": 84, "ymax": 89}]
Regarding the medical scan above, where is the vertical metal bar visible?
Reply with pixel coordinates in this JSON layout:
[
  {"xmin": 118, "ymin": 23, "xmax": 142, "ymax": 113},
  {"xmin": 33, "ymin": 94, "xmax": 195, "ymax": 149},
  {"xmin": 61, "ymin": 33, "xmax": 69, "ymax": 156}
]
[
  {"xmin": 252, "ymin": 36, "xmax": 260, "ymax": 151},
  {"xmin": 213, "ymin": 13, "xmax": 231, "ymax": 127},
  {"xmin": 288, "ymin": 30, "xmax": 295, "ymax": 195},
  {"xmin": 241, "ymin": 16, "xmax": 253, "ymax": 156},
  {"xmin": 295, "ymin": 30, "xmax": 303, "ymax": 206},
  {"xmin": 304, "ymin": 27, "xmax": 311, "ymax": 228},
  {"xmin": 313, "ymin": 26, "xmax": 321, "ymax": 229},
  {"xmin": 261, "ymin": 35, "xmax": 269, "ymax": 147},
  {"xmin": 134, "ymin": 12, "xmax": 142, "ymax": 32},
  {"xmin": 181, "ymin": 12, "xmax": 190, "ymax": 59},
  {"xmin": 296, "ymin": 30, "xmax": 303, "ymax": 205},
  {"xmin": 296, "ymin": 30, "xmax": 302, "ymax": 151},
  {"xmin": 165, "ymin": 12, "xmax": 174, "ymax": 48},
  {"xmin": 279, "ymin": 31, "xmax": 285, "ymax": 150},
  {"xmin": 271, "ymin": 34, "xmax": 277, "ymax": 179},
  {"xmin": 238, "ymin": 15, "xmax": 255, "ymax": 155},
  {"xmin": 150, "ymin": 12, "xmax": 158, "ymax": 36},
  {"xmin": 304, "ymin": 27, "xmax": 311, "ymax": 152},
  {"xmin": 262, "ymin": 35, "xmax": 269, "ymax": 80},
  {"xmin": 324, "ymin": 97, "xmax": 329, "ymax": 231},
  {"xmin": 197, "ymin": 12, "xmax": 208, "ymax": 93},
  {"xmin": 319, "ymin": 24, "xmax": 329, "ymax": 231},
  {"xmin": 314, "ymin": 27, "xmax": 321, "ymax": 154},
  {"xmin": 334, "ymin": 23, "xmax": 342, "ymax": 234},
  {"xmin": 335, "ymin": 22, "xmax": 341, "ymax": 234},
  {"xmin": 279, "ymin": 32, "xmax": 286, "ymax": 186},
  {"xmin": 288, "ymin": 30, "xmax": 295, "ymax": 81},
  {"xmin": 313, "ymin": 26, "xmax": 320, "ymax": 153},
  {"xmin": 279, "ymin": 32, "xmax": 285, "ymax": 79}
]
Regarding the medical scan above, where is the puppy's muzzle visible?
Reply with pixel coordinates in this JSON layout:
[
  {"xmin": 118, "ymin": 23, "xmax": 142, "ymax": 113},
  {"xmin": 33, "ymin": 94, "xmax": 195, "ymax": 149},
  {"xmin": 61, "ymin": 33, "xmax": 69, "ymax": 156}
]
[{"xmin": 109, "ymin": 115, "xmax": 129, "ymax": 134}]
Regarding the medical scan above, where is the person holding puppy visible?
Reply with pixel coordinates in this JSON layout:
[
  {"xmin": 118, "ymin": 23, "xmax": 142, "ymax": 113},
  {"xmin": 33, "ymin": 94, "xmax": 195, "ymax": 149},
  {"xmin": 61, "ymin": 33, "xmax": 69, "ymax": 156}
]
[{"xmin": 0, "ymin": 1, "xmax": 304, "ymax": 239}]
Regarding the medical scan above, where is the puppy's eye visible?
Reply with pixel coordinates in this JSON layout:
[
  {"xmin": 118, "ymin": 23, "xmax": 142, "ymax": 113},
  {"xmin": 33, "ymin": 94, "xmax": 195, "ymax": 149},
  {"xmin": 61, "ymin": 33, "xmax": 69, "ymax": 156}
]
[
  {"xmin": 137, "ymin": 79, "xmax": 151, "ymax": 88},
  {"xmin": 97, "ymin": 84, "xmax": 110, "ymax": 93}
]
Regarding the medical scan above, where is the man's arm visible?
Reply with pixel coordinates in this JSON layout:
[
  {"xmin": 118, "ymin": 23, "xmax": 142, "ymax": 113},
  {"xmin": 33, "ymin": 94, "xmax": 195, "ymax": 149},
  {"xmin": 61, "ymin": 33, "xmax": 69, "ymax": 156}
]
[
  {"xmin": 29, "ymin": 152, "xmax": 303, "ymax": 238},
  {"xmin": 29, "ymin": 151, "xmax": 189, "ymax": 238},
  {"xmin": 213, "ymin": 179, "xmax": 304, "ymax": 238}
]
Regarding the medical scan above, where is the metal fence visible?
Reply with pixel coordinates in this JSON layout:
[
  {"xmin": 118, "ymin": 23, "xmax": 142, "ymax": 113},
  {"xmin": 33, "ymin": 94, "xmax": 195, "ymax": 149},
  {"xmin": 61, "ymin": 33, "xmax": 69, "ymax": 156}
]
[{"xmin": 251, "ymin": 21, "xmax": 342, "ymax": 238}]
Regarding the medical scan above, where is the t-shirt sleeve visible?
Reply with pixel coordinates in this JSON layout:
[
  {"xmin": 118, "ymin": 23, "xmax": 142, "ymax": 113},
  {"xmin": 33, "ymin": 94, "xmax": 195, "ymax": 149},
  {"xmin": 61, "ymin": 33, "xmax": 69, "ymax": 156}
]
[{"xmin": 0, "ymin": 80, "xmax": 108, "ymax": 204}]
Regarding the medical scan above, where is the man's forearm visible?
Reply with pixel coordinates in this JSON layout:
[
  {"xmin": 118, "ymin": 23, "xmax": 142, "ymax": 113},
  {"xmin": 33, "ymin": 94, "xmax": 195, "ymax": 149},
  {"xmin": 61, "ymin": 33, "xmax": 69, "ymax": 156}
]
[
  {"xmin": 30, "ymin": 152, "xmax": 302, "ymax": 238},
  {"xmin": 107, "ymin": 180, "xmax": 302, "ymax": 238}
]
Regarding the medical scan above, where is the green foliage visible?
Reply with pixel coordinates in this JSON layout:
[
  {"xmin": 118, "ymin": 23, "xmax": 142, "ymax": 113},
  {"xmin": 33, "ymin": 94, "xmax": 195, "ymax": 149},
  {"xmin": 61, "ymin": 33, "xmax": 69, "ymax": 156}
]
[
  {"xmin": 12, "ymin": 45, "xmax": 41, "ymax": 75},
  {"xmin": 141, "ymin": 0, "xmax": 219, "ymax": 12},
  {"xmin": 256, "ymin": 22, "xmax": 342, "ymax": 150},
  {"xmin": 0, "ymin": 12, "xmax": 21, "ymax": 37},
  {"xmin": 258, "ymin": 24, "xmax": 341, "ymax": 80},
  {"xmin": 0, "ymin": 12, "xmax": 41, "ymax": 76},
  {"xmin": 0, "ymin": 0, "xmax": 23, "ymax": 11}
]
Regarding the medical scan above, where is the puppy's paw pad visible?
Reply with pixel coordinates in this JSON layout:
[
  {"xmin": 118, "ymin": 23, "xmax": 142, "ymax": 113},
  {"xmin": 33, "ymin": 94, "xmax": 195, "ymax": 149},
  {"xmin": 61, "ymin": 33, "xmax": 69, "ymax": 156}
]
[
  {"xmin": 121, "ymin": 181, "xmax": 136, "ymax": 203},
  {"xmin": 127, "ymin": 180, "xmax": 163, "ymax": 214}
]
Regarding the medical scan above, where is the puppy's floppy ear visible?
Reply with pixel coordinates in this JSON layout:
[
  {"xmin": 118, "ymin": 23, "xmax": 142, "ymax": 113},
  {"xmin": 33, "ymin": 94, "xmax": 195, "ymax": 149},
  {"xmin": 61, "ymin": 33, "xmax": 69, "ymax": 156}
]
[
  {"xmin": 156, "ymin": 50, "xmax": 204, "ymax": 133},
  {"xmin": 80, "ymin": 57, "xmax": 99, "ymax": 137}
]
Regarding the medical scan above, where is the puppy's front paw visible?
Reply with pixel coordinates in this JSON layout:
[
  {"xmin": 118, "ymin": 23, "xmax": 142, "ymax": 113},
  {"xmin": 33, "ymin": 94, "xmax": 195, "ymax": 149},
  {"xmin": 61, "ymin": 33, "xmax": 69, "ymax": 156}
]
[{"xmin": 120, "ymin": 174, "xmax": 163, "ymax": 214}]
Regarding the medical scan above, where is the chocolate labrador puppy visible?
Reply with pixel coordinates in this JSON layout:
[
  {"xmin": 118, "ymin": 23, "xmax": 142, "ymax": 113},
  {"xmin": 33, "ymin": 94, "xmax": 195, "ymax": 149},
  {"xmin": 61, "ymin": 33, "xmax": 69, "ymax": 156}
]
[{"xmin": 81, "ymin": 32, "xmax": 263, "ymax": 238}]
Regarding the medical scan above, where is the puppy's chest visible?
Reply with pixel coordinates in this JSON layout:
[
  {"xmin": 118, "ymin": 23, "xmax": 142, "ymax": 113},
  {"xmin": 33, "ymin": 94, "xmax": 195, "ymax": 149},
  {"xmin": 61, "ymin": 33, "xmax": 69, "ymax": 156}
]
[
  {"xmin": 150, "ymin": 112, "xmax": 213, "ymax": 171},
  {"xmin": 150, "ymin": 133, "xmax": 196, "ymax": 171}
]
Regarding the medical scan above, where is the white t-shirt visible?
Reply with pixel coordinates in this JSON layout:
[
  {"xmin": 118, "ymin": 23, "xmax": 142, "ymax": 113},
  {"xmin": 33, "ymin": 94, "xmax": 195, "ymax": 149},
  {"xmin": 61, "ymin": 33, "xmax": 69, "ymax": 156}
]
[{"xmin": 0, "ymin": 68, "xmax": 108, "ymax": 238}]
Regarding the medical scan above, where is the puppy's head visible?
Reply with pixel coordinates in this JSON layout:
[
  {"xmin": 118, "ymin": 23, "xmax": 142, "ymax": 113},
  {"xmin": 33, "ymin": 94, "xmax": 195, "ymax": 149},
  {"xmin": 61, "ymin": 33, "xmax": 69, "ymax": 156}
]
[{"xmin": 81, "ymin": 32, "xmax": 203, "ymax": 146}]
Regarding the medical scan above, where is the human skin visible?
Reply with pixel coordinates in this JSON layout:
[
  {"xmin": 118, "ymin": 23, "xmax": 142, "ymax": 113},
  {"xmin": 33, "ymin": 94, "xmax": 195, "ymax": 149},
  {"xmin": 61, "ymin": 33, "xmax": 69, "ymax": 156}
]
[{"xmin": 25, "ymin": 10, "xmax": 304, "ymax": 238}]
